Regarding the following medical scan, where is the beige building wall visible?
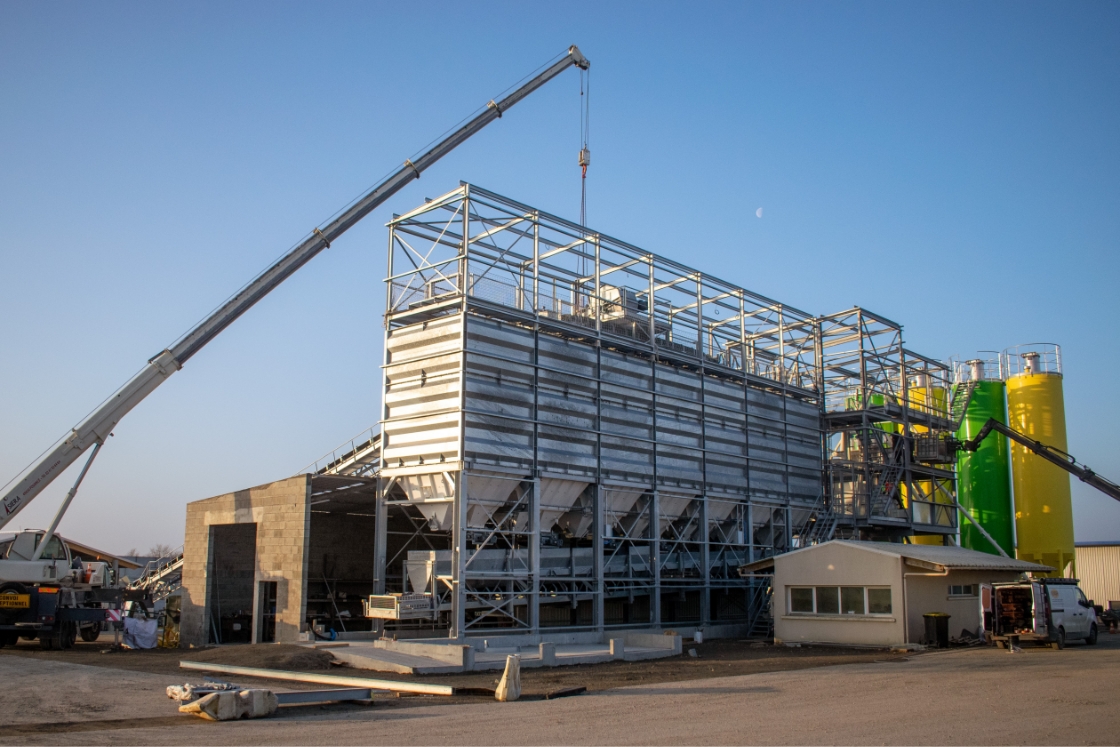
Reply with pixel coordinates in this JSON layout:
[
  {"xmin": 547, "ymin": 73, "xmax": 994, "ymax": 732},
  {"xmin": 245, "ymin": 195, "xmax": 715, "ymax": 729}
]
[
  {"xmin": 774, "ymin": 543, "xmax": 905, "ymax": 647},
  {"xmin": 904, "ymin": 569, "xmax": 1023, "ymax": 642},
  {"xmin": 180, "ymin": 475, "xmax": 312, "ymax": 647},
  {"xmin": 1075, "ymin": 545, "xmax": 1120, "ymax": 607}
]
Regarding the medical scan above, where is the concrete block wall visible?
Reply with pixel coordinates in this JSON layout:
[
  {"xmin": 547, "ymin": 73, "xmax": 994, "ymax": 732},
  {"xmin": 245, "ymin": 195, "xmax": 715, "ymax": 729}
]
[{"xmin": 180, "ymin": 475, "xmax": 311, "ymax": 647}]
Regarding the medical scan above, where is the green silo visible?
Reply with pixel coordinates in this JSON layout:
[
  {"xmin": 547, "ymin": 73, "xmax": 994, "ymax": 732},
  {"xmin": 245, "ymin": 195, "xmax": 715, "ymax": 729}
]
[{"xmin": 955, "ymin": 367, "xmax": 1015, "ymax": 556}]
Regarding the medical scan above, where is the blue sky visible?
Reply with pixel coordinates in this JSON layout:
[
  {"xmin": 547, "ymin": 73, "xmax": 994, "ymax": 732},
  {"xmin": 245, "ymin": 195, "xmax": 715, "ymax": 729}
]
[{"xmin": 1, "ymin": 2, "xmax": 1117, "ymax": 553}]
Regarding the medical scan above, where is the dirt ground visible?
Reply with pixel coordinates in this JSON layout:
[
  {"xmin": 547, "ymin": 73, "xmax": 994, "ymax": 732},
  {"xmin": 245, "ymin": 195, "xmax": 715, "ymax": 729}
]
[{"xmin": 0, "ymin": 635, "xmax": 913, "ymax": 695}]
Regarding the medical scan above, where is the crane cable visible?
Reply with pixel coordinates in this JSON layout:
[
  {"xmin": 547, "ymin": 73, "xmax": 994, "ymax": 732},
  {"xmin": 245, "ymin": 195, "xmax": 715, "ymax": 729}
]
[
  {"xmin": 579, "ymin": 67, "xmax": 591, "ymax": 226},
  {"xmin": 578, "ymin": 68, "xmax": 591, "ymax": 285}
]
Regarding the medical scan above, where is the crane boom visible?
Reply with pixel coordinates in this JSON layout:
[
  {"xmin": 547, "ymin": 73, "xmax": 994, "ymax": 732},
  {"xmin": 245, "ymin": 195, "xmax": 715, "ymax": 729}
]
[
  {"xmin": 959, "ymin": 418, "xmax": 1120, "ymax": 503},
  {"xmin": 1, "ymin": 45, "xmax": 589, "ymax": 530}
]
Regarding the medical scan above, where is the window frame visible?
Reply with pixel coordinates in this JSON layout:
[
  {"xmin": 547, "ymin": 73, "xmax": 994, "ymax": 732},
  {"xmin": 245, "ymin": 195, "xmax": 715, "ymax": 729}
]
[{"xmin": 787, "ymin": 585, "xmax": 893, "ymax": 617}]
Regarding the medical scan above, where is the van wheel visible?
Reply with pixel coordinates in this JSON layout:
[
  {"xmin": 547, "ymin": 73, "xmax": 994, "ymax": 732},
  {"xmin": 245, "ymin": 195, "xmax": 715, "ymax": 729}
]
[
  {"xmin": 80, "ymin": 624, "xmax": 100, "ymax": 642},
  {"xmin": 1051, "ymin": 627, "xmax": 1066, "ymax": 650},
  {"xmin": 1086, "ymin": 624, "xmax": 1098, "ymax": 646}
]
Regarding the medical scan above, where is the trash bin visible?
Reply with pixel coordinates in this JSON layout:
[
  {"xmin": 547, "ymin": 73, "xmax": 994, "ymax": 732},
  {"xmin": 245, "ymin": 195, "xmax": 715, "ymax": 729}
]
[{"xmin": 923, "ymin": 612, "xmax": 951, "ymax": 648}]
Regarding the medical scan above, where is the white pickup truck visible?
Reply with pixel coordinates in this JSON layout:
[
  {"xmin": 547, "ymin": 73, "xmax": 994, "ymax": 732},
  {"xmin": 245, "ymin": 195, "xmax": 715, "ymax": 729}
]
[{"xmin": 981, "ymin": 577, "xmax": 1100, "ymax": 649}]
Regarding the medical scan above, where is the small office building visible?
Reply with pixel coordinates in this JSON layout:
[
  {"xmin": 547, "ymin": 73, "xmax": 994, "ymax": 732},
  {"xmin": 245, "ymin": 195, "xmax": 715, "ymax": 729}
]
[{"xmin": 741, "ymin": 540, "xmax": 1050, "ymax": 647}]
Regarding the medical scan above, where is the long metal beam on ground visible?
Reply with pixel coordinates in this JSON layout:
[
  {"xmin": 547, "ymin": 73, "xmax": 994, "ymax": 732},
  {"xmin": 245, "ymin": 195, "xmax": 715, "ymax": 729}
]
[{"xmin": 178, "ymin": 661, "xmax": 454, "ymax": 696}]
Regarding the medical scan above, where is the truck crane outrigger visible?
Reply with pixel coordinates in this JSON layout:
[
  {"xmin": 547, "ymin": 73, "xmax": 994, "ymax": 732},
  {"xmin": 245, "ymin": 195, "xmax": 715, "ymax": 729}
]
[{"xmin": 0, "ymin": 47, "xmax": 588, "ymax": 649}]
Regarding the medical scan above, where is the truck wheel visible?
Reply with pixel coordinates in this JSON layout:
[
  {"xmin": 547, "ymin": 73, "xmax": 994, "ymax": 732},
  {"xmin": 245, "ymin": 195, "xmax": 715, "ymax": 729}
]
[
  {"xmin": 1086, "ymin": 624, "xmax": 1098, "ymax": 646},
  {"xmin": 1051, "ymin": 627, "xmax": 1065, "ymax": 650},
  {"xmin": 80, "ymin": 624, "xmax": 100, "ymax": 642},
  {"xmin": 60, "ymin": 621, "xmax": 77, "ymax": 649},
  {"xmin": 39, "ymin": 630, "xmax": 61, "ymax": 650}
]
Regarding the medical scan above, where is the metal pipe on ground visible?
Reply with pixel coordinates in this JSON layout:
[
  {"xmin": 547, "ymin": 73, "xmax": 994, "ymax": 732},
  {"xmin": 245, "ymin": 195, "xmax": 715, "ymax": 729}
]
[{"xmin": 179, "ymin": 661, "xmax": 454, "ymax": 696}]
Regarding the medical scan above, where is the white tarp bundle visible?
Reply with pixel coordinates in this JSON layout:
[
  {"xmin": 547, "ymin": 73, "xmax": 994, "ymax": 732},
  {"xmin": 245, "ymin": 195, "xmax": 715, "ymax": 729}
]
[{"xmin": 122, "ymin": 616, "xmax": 159, "ymax": 649}]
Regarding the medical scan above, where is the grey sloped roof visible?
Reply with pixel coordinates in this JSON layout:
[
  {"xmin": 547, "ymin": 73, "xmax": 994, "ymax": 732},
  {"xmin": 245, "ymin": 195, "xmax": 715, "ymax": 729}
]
[
  {"xmin": 740, "ymin": 540, "xmax": 1053, "ymax": 574},
  {"xmin": 833, "ymin": 540, "xmax": 1052, "ymax": 572}
]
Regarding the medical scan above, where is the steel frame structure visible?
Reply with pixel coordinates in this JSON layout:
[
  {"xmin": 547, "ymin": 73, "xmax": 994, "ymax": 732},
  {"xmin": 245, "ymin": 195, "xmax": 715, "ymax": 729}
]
[
  {"xmin": 819, "ymin": 308, "xmax": 959, "ymax": 540},
  {"xmin": 373, "ymin": 184, "xmax": 824, "ymax": 638}
]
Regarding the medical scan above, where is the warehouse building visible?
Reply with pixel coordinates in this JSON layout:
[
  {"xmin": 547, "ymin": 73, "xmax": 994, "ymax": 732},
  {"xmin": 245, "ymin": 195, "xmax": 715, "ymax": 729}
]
[{"xmin": 1075, "ymin": 542, "xmax": 1120, "ymax": 609}]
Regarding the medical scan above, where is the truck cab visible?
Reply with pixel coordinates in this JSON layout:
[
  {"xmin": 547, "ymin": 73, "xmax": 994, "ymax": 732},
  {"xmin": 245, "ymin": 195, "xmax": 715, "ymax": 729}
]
[{"xmin": 983, "ymin": 577, "xmax": 1099, "ymax": 648}]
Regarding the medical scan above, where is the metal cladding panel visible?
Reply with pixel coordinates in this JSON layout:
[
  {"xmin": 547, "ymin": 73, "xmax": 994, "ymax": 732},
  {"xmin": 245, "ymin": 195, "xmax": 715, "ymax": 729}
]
[
  {"xmin": 655, "ymin": 363, "xmax": 702, "ymax": 402},
  {"xmin": 387, "ymin": 315, "xmax": 463, "ymax": 363},
  {"xmin": 656, "ymin": 446, "xmax": 704, "ymax": 488},
  {"xmin": 464, "ymin": 355, "xmax": 533, "ymax": 419},
  {"xmin": 537, "ymin": 387, "xmax": 597, "ymax": 430},
  {"xmin": 749, "ymin": 460, "xmax": 788, "ymax": 498},
  {"xmin": 654, "ymin": 398, "xmax": 704, "ymax": 449},
  {"xmin": 956, "ymin": 380, "xmax": 1015, "ymax": 556},
  {"xmin": 1074, "ymin": 545, "xmax": 1120, "ymax": 606},
  {"xmin": 704, "ymin": 452, "xmax": 749, "ymax": 491},
  {"xmin": 538, "ymin": 424, "xmax": 597, "ymax": 476},
  {"xmin": 600, "ymin": 435, "xmax": 654, "ymax": 483},
  {"xmin": 601, "ymin": 349, "xmax": 653, "ymax": 390},
  {"xmin": 748, "ymin": 421, "xmax": 787, "ymax": 463},
  {"xmin": 600, "ymin": 385, "xmax": 653, "ymax": 439},
  {"xmin": 784, "ymin": 397, "xmax": 822, "ymax": 429},
  {"xmin": 704, "ymin": 412, "xmax": 747, "ymax": 456},
  {"xmin": 464, "ymin": 412, "xmax": 533, "ymax": 469},
  {"xmin": 384, "ymin": 316, "xmax": 464, "ymax": 469},
  {"xmin": 704, "ymin": 376, "xmax": 746, "ymax": 413},
  {"xmin": 1007, "ymin": 372, "xmax": 1075, "ymax": 575},
  {"xmin": 465, "ymin": 316, "xmax": 534, "ymax": 363},
  {"xmin": 747, "ymin": 387, "xmax": 786, "ymax": 422},
  {"xmin": 383, "ymin": 412, "xmax": 461, "ymax": 465},
  {"xmin": 538, "ymin": 333, "xmax": 597, "ymax": 378},
  {"xmin": 788, "ymin": 466, "xmax": 821, "ymax": 502},
  {"xmin": 786, "ymin": 424, "xmax": 822, "ymax": 468}
]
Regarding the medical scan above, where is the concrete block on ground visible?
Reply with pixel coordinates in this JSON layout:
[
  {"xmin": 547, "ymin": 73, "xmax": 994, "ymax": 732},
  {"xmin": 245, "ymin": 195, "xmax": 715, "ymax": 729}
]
[
  {"xmin": 609, "ymin": 639, "xmax": 624, "ymax": 659},
  {"xmin": 539, "ymin": 642, "xmax": 556, "ymax": 666}
]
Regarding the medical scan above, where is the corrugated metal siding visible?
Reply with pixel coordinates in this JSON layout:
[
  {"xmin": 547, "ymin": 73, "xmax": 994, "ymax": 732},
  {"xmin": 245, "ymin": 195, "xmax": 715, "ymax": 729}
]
[{"xmin": 1075, "ymin": 545, "xmax": 1120, "ymax": 606}]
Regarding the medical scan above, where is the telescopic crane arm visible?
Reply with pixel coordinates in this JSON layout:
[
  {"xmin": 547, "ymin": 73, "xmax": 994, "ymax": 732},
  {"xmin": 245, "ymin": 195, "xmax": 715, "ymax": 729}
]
[
  {"xmin": 958, "ymin": 419, "xmax": 1120, "ymax": 503},
  {"xmin": 0, "ymin": 45, "xmax": 590, "ymax": 531}
]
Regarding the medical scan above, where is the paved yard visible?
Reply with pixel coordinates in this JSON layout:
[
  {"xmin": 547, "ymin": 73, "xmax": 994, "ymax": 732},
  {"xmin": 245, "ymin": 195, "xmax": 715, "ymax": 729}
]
[{"xmin": 1, "ymin": 634, "xmax": 1116, "ymax": 745}]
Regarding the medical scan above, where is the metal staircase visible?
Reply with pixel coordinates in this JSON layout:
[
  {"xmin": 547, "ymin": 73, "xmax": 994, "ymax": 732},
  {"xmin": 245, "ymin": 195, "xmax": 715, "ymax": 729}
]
[
  {"xmin": 128, "ymin": 547, "xmax": 184, "ymax": 602},
  {"xmin": 948, "ymin": 381, "xmax": 978, "ymax": 431}
]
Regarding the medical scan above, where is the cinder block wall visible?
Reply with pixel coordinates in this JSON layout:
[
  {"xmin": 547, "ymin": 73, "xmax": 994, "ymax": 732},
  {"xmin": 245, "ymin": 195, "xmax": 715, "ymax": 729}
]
[{"xmin": 180, "ymin": 475, "xmax": 311, "ymax": 646}]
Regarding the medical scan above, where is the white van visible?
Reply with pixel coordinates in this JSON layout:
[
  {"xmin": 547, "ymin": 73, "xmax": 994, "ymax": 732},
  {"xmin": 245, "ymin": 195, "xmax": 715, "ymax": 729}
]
[{"xmin": 981, "ymin": 578, "xmax": 1100, "ymax": 649}]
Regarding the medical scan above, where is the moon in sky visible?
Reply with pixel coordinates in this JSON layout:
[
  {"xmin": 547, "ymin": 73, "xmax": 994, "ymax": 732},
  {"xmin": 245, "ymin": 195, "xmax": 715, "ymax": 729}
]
[{"xmin": 755, "ymin": 207, "xmax": 763, "ymax": 218}]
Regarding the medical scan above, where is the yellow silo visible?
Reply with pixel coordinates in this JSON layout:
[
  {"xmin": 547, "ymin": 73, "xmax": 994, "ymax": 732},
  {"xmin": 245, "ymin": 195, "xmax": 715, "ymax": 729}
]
[
  {"xmin": 905, "ymin": 375, "xmax": 952, "ymax": 545},
  {"xmin": 1006, "ymin": 346, "xmax": 1075, "ymax": 577}
]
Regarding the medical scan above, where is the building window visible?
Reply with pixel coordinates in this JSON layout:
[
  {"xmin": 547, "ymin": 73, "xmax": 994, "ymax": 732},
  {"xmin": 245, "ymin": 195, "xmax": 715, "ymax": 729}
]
[
  {"xmin": 788, "ymin": 586, "xmax": 893, "ymax": 616},
  {"xmin": 948, "ymin": 584, "xmax": 977, "ymax": 597},
  {"xmin": 841, "ymin": 586, "xmax": 865, "ymax": 614},
  {"xmin": 790, "ymin": 587, "xmax": 814, "ymax": 613},
  {"xmin": 816, "ymin": 586, "xmax": 840, "ymax": 614},
  {"xmin": 868, "ymin": 587, "xmax": 892, "ymax": 614}
]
